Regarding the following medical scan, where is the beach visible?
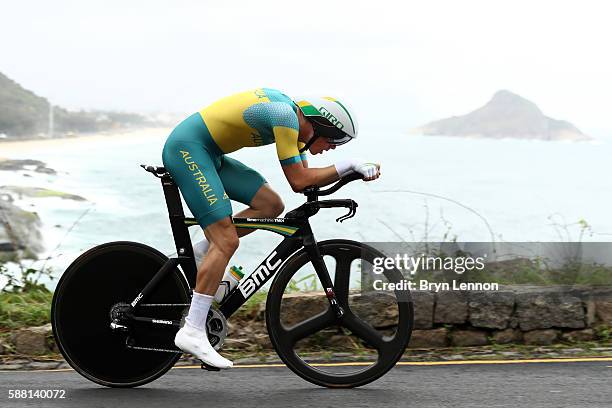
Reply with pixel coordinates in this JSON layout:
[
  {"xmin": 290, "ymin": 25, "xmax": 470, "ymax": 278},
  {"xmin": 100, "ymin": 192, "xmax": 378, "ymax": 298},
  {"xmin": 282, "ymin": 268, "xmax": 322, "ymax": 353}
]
[{"xmin": 0, "ymin": 127, "xmax": 172, "ymax": 160}]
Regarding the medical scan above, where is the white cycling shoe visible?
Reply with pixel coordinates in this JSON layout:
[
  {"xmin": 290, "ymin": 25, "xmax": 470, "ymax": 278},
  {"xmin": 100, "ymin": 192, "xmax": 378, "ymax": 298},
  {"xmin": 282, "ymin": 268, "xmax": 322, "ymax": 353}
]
[{"xmin": 174, "ymin": 324, "xmax": 233, "ymax": 369}]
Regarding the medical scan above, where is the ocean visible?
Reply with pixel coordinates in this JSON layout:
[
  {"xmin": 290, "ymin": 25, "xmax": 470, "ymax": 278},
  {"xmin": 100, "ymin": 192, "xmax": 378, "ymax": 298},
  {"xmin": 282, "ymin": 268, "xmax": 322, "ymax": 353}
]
[{"xmin": 2, "ymin": 130, "xmax": 611, "ymax": 288}]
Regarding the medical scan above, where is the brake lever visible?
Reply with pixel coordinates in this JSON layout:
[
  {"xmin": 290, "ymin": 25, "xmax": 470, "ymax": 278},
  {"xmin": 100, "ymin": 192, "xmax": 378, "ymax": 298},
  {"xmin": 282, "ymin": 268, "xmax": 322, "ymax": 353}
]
[{"xmin": 336, "ymin": 201, "xmax": 358, "ymax": 223}]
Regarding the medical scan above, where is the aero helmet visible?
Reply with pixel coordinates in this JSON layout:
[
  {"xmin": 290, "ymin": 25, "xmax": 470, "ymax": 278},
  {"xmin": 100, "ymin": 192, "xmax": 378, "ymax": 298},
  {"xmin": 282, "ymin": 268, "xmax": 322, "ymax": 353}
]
[{"xmin": 293, "ymin": 96, "xmax": 358, "ymax": 152}]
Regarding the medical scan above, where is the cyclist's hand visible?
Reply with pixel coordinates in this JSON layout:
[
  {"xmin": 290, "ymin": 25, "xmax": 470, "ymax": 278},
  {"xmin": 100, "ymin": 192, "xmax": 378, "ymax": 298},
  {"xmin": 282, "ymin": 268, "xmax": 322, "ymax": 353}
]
[
  {"xmin": 354, "ymin": 162, "xmax": 381, "ymax": 181},
  {"xmin": 335, "ymin": 159, "xmax": 381, "ymax": 181}
]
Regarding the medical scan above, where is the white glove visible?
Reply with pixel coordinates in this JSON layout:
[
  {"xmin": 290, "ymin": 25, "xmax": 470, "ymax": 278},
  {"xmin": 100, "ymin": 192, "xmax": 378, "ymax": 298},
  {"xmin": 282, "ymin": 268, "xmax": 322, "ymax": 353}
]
[{"xmin": 335, "ymin": 159, "xmax": 379, "ymax": 179}]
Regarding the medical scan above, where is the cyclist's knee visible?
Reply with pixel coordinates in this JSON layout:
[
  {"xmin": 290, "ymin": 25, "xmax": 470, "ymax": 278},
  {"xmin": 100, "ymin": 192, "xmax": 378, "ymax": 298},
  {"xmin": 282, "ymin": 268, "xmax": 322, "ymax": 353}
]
[
  {"xmin": 206, "ymin": 218, "xmax": 239, "ymax": 257},
  {"xmin": 251, "ymin": 185, "xmax": 284, "ymax": 217},
  {"xmin": 269, "ymin": 197, "xmax": 285, "ymax": 217},
  {"xmin": 222, "ymin": 233, "xmax": 239, "ymax": 255}
]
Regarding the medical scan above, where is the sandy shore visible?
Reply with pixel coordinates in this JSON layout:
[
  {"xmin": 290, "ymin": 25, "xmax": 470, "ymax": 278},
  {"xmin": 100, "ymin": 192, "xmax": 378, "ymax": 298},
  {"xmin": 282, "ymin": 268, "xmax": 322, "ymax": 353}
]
[{"xmin": 0, "ymin": 127, "xmax": 172, "ymax": 159}]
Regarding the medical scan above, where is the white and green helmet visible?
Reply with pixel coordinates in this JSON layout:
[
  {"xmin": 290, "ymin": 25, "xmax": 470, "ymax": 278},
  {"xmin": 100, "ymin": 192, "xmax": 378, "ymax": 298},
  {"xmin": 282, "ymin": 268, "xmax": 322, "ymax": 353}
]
[{"xmin": 293, "ymin": 96, "xmax": 359, "ymax": 145}]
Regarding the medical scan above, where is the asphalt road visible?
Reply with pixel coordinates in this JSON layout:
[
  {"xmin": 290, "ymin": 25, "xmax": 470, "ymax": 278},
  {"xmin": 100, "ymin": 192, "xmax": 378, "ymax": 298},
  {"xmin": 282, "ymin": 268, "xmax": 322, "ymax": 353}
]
[{"xmin": 1, "ymin": 360, "xmax": 610, "ymax": 408}]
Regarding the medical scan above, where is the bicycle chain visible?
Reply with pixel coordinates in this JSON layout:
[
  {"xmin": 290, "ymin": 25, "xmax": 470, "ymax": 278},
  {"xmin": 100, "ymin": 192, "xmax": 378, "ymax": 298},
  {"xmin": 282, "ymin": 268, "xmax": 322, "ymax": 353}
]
[
  {"xmin": 138, "ymin": 303, "xmax": 190, "ymax": 307},
  {"xmin": 125, "ymin": 343, "xmax": 182, "ymax": 354}
]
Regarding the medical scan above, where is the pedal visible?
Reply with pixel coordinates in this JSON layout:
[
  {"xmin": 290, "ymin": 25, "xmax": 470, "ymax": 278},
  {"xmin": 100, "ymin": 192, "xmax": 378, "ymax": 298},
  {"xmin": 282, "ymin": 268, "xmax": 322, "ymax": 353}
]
[{"xmin": 200, "ymin": 361, "xmax": 221, "ymax": 371}]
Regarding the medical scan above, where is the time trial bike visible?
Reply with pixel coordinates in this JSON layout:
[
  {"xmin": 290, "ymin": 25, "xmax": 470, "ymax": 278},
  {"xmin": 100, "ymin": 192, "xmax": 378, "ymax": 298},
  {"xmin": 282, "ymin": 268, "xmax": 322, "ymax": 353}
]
[{"xmin": 51, "ymin": 164, "xmax": 414, "ymax": 388}]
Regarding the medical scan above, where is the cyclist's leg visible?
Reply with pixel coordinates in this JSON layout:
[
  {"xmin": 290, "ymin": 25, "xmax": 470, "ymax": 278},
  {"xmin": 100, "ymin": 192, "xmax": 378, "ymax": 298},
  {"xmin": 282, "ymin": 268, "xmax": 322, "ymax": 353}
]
[
  {"xmin": 162, "ymin": 120, "xmax": 235, "ymax": 368},
  {"xmin": 218, "ymin": 155, "xmax": 284, "ymax": 237},
  {"xmin": 162, "ymin": 128, "xmax": 235, "ymax": 291},
  {"xmin": 198, "ymin": 217, "xmax": 238, "ymax": 292}
]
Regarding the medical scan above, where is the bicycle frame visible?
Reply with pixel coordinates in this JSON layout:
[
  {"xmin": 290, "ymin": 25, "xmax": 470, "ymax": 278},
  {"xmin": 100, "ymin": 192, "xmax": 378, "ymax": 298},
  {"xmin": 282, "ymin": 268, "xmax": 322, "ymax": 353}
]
[{"xmin": 128, "ymin": 172, "xmax": 346, "ymax": 326}]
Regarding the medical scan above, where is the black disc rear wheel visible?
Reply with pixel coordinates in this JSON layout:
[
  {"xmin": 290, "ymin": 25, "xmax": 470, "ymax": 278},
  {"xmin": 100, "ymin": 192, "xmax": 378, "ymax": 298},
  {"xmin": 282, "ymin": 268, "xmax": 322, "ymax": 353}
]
[
  {"xmin": 51, "ymin": 242, "xmax": 190, "ymax": 387},
  {"xmin": 266, "ymin": 240, "xmax": 414, "ymax": 388}
]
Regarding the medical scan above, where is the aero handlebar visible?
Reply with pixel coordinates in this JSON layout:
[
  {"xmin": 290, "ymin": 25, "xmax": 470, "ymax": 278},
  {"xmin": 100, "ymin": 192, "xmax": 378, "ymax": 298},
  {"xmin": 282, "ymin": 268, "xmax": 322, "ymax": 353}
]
[{"xmin": 302, "ymin": 173, "xmax": 363, "ymax": 201}]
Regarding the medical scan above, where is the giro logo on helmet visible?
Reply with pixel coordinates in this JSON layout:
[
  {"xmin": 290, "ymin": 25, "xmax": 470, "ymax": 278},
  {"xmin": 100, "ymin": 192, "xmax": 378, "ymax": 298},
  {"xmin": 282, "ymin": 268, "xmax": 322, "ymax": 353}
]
[{"xmin": 319, "ymin": 107, "xmax": 345, "ymax": 130}]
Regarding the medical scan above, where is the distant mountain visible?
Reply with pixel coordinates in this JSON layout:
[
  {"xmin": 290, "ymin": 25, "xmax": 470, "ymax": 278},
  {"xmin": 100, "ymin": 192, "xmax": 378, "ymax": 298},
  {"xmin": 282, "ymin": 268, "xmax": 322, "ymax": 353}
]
[
  {"xmin": 0, "ymin": 71, "xmax": 155, "ymax": 139},
  {"xmin": 411, "ymin": 90, "xmax": 591, "ymax": 141}
]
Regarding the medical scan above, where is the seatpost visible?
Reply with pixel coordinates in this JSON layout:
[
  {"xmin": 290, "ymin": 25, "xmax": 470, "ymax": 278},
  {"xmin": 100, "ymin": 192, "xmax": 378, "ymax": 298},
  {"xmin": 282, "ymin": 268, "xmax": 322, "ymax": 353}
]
[{"xmin": 160, "ymin": 175, "xmax": 197, "ymax": 288}]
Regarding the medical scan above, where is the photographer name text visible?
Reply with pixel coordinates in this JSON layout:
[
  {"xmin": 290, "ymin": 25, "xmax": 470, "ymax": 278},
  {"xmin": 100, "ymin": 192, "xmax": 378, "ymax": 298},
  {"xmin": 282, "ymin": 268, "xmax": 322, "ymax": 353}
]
[{"xmin": 373, "ymin": 279, "xmax": 499, "ymax": 292}]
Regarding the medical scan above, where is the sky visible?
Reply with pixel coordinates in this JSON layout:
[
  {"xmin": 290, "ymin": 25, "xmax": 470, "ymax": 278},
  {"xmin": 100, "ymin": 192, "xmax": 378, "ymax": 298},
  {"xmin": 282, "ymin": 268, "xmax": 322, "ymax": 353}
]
[{"xmin": 1, "ymin": 0, "xmax": 611, "ymax": 136}]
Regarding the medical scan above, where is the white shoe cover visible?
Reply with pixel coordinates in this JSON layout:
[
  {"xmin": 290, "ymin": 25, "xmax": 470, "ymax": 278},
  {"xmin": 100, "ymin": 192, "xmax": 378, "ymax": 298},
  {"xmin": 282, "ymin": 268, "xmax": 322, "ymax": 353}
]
[{"xmin": 175, "ymin": 324, "xmax": 233, "ymax": 369}]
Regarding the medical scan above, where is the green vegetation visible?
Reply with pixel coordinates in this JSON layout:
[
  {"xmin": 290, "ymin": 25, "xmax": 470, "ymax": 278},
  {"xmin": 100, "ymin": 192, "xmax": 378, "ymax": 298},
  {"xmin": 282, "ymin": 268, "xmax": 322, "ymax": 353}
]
[
  {"xmin": 1, "ymin": 186, "xmax": 86, "ymax": 201},
  {"xmin": 0, "ymin": 264, "xmax": 54, "ymax": 330},
  {"xmin": 0, "ymin": 71, "xmax": 151, "ymax": 138},
  {"xmin": 234, "ymin": 290, "xmax": 267, "ymax": 318},
  {"xmin": 0, "ymin": 288, "xmax": 52, "ymax": 330}
]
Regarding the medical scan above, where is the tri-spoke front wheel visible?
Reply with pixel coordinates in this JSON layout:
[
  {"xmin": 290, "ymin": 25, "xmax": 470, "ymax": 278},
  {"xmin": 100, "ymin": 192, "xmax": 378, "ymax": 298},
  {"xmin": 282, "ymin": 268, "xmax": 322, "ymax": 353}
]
[{"xmin": 266, "ymin": 240, "xmax": 414, "ymax": 388}]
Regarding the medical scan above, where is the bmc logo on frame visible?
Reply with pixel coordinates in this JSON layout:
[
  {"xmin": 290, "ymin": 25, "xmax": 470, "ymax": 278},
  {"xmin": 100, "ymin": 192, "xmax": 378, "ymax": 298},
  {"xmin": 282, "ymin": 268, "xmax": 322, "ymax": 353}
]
[{"xmin": 238, "ymin": 251, "xmax": 283, "ymax": 298}]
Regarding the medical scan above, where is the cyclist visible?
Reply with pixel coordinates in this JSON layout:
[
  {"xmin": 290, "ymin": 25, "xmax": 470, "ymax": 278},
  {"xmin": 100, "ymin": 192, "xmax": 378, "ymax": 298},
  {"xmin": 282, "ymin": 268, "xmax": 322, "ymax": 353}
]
[{"xmin": 162, "ymin": 88, "xmax": 380, "ymax": 369}]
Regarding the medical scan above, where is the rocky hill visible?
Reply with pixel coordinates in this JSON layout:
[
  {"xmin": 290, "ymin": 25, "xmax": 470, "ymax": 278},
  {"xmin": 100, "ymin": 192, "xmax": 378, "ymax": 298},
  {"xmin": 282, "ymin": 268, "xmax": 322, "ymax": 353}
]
[
  {"xmin": 412, "ymin": 90, "xmax": 591, "ymax": 141},
  {"xmin": 0, "ymin": 71, "xmax": 154, "ymax": 139}
]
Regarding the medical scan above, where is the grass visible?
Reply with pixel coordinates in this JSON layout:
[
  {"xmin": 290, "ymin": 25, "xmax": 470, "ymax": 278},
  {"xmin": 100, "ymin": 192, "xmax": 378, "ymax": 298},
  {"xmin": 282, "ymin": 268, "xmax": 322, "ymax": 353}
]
[{"xmin": 0, "ymin": 287, "xmax": 52, "ymax": 330}]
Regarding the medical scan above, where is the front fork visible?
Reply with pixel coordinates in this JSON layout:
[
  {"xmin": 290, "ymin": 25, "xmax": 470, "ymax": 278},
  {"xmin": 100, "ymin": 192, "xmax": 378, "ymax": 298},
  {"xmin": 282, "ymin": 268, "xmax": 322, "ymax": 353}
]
[{"xmin": 303, "ymin": 235, "xmax": 345, "ymax": 319}]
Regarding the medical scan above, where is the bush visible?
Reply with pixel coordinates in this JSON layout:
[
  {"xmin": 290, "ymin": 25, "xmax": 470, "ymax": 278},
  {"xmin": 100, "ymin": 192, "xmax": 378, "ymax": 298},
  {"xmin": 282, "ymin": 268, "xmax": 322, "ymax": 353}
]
[{"xmin": 0, "ymin": 263, "xmax": 54, "ymax": 329}]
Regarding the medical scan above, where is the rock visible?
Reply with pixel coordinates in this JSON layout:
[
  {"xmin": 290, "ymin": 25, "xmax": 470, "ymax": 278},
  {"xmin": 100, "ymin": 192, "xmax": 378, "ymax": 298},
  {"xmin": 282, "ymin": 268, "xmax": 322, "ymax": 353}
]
[
  {"xmin": 11, "ymin": 324, "xmax": 52, "ymax": 355},
  {"xmin": 442, "ymin": 355, "xmax": 465, "ymax": 361},
  {"xmin": 474, "ymin": 354, "xmax": 498, "ymax": 359},
  {"xmin": 523, "ymin": 329, "xmax": 560, "ymax": 345},
  {"xmin": 0, "ymin": 364, "xmax": 23, "ymax": 370},
  {"xmin": 0, "ymin": 343, "xmax": 4, "ymax": 354},
  {"xmin": 2, "ymin": 358, "xmax": 30, "ymax": 364},
  {"xmin": 561, "ymin": 348, "xmax": 586, "ymax": 353},
  {"xmin": 434, "ymin": 291, "xmax": 468, "ymax": 324},
  {"xmin": 280, "ymin": 293, "xmax": 328, "ymax": 327},
  {"xmin": 561, "ymin": 329, "xmax": 595, "ymax": 343},
  {"xmin": 585, "ymin": 300, "xmax": 597, "ymax": 327},
  {"xmin": 35, "ymin": 166, "xmax": 57, "ymax": 175},
  {"xmin": 0, "ymin": 199, "xmax": 43, "ymax": 260},
  {"xmin": 492, "ymin": 329, "xmax": 522, "ymax": 344},
  {"xmin": 350, "ymin": 292, "xmax": 399, "ymax": 328},
  {"xmin": 595, "ymin": 300, "xmax": 612, "ymax": 324},
  {"xmin": 0, "ymin": 186, "xmax": 86, "ymax": 201},
  {"xmin": 223, "ymin": 337, "xmax": 252, "ymax": 349},
  {"xmin": 253, "ymin": 334, "xmax": 273, "ymax": 350},
  {"xmin": 234, "ymin": 357, "xmax": 264, "ymax": 365},
  {"xmin": 468, "ymin": 291, "xmax": 515, "ymax": 329},
  {"xmin": 29, "ymin": 361, "xmax": 61, "ymax": 370},
  {"xmin": 326, "ymin": 335, "xmax": 357, "ymax": 350},
  {"xmin": 450, "ymin": 329, "xmax": 489, "ymax": 347},
  {"xmin": 0, "ymin": 159, "xmax": 50, "ymax": 172},
  {"xmin": 408, "ymin": 328, "xmax": 449, "ymax": 348},
  {"xmin": 243, "ymin": 301, "xmax": 266, "ymax": 321},
  {"xmin": 411, "ymin": 291, "xmax": 434, "ymax": 329},
  {"xmin": 516, "ymin": 292, "xmax": 585, "ymax": 330},
  {"xmin": 49, "ymin": 337, "xmax": 59, "ymax": 354}
]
